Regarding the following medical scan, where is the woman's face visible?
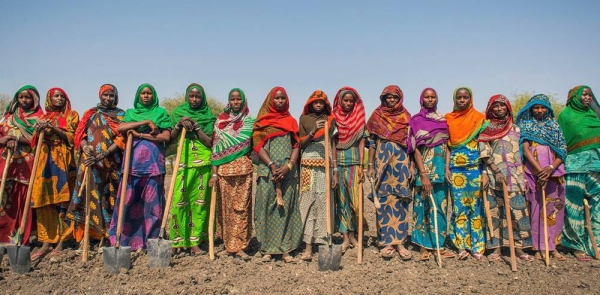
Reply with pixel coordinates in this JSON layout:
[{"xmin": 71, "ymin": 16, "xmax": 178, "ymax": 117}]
[
  {"xmin": 422, "ymin": 89, "xmax": 437, "ymax": 109},
  {"xmin": 532, "ymin": 104, "xmax": 547, "ymax": 120},
  {"xmin": 581, "ymin": 87, "xmax": 593, "ymax": 107},
  {"xmin": 51, "ymin": 90, "xmax": 66, "ymax": 108},
  {"xmin": 341, "ymin": 93, "xmax": 355, "ymax": 113},
  {"xmin": 101, "ymin": 90, "xmax": 116, "ymax": 107},
  {"xmin": 455, "ymin": 89, "xmax": 471, "ymax": 111},
  {"xmin": 188, "ymin": 88, "xmax": 203, "ymax": 109},
  {"xmin": 230, "ymin": 91, "xmax": 243, "ymax": 113},
  {"xmin": 311, "ymin": 99, "xmax": 325, "ymax": 114},
  {"xmin": 273, "ymin": 90, "xmax": 287, "ymax": 112},
  {"xmin": 18, "ymin": 90, "xmax": 34, "ymax": 110},
  {"xmin": 491, "ymin": 101, "xmax": 508, "ymax": 118},
  {"xmin": 139, "ymin": 87, "xmax": 153, "ymax": 106},
  {"xmin": 384, "ymin": 93, "xmax": 400, "ymax": 108}
]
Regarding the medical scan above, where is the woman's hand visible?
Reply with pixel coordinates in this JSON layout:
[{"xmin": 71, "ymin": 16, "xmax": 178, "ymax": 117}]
[
  {"xmin": 315, "ymin": 120, "xmax": 325, "ymax": 131},
  {"xmin": 358, "ymin": 168, "xmax": 364, "ymax": 183},
  {"xmin": 421, "ymin": 175, "xmax": 433, "ymax": 196},
  {"xmin": 34, "ymin": 119, "xmax": 47, "ymax": 131},
  {"xmin": 147, "ymin": 121, "xmax": 159, "ymax": 135},
  {"xmin": 130, "ymin": 130, "xmax": 141, "ymax": 139},
  {"xmin": 208, "ymin": 174, "xmax": 218, "ymax": 187},
  {"xmin": 6, "ymin": 140, "xmax": 17, "ymax": 150},
  {"xmin": 83, "ymin": 154, "xmax": 96, "ymax": 167},
  {"xmin": 367, "ymin": 166, "xmax": 375, "ymax": 181},
  {"xmin": 536, "ymin": 166, "xmax": 553, "ymax": 181},
  {"xmin": 445, "ymin": 167, "xmax": 452, "ymax": 185},
  {"xmin": 494, "ymin": 172, "xmax": 506, "ymax": 186},
  {"xmin": 82, "ymin": 145, "xmax": 95, "ymax": 157},
  {"xmin": 0, "ymin": 136, "xmax": 11, "ymax": 147},
  {"xmin": 331, "ymin": 172, "xmax": 338, "ymax": 188},
  {"xmin": 179, "ymin": 117, "xmax": 194, "ymax": 131}
]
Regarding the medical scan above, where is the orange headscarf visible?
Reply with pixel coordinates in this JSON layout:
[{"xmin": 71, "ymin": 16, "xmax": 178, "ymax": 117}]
[
  {"xmin": 445, "ymin": 87, "xmax": 488, "ymax": 147},
  {"xmin": 252, "ymin": 86, "xmax": 299, "ymax": 152}
]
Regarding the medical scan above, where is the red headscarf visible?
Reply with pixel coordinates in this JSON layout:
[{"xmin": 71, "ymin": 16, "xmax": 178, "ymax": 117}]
[
  {"xmin": 366, "ymin": 85, "xmax": 411, "ymax": 145},
  {"xmin": 42, "ymin": 87, "xmax": 72, "ymax": 129},
  {"xmin": 333, "ymin": 86, "xmax": 366, "ymax": 149},
  {"xmin": 74, "ymin": 84, "xmax": 124, "ymax": 150},
  {"xmin": 479, "ymin": 94, "xmax": 513, "ymax": 142},
  {"xmin": 252, "ymin": 86, "xmax": 299, "ymax": 152},
  {"xmin": 299, "ymin": 90, "xmax": 335, "ymax": 142}
]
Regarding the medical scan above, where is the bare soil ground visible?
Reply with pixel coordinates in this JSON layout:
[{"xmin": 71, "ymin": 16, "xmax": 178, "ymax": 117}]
[{"xmin": 2, "ymin": 183, "xmax": 600, "ymax": 294}]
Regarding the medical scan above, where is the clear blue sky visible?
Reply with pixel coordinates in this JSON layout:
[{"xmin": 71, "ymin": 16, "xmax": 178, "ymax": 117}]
[{"xmin": 1, "ymin": 0, "xmax": 599, "ymax": 117}]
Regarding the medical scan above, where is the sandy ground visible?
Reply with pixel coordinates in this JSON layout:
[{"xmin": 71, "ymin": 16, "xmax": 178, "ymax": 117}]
[{"xmin": 1, "ymin": 183, "xmax": 600, "ymax": 294}]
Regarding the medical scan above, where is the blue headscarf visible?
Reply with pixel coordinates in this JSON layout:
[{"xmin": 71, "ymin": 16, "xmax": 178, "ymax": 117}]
[{"xmin": 515, "ymin": 94, "xmax": 567, "ymax": 160}]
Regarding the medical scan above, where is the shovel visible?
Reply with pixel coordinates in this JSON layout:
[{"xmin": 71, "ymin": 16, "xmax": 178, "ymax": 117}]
[
  {"xmin": 102, "ymin": 132, "xmax": 133, "ymax": 274},
  {"xmin": 368, "ymin": 176, "xmax": 381, "ymax": 210},
  {"xmin": 148, "ymin": 128, "xmax": 186, "ymax": 268},
  {"xmin": 8, "ymin": 130, "xmax": 44, "ymax": 274},
  {"xmin": 0, "ymin": 149, "xmax": 13, "ymax": 209},
  {"xmin": 318, "ymin": 120, "xmax": 342, "ymax": 271}
]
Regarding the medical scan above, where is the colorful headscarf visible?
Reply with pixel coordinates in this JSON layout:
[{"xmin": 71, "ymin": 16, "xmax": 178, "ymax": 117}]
[
  {"xmin": 516, "ymin": 94, "xmax": 567, "ymax": 160},
  {"xmin": 211, "ymin": 88, "xmax": 255, "ymax": 165},
  {"xmin": 252, "ymin": 86, "xmax": 299, "ymax": 152},
  {"xmin": 333, "ymin": 86, "xmax": 366, "ymax": 149},
  {"xmin": 479, "ymin": 94, "xmax": 513, "ymax": 142},
  {"xmin": 3, "ymin": 85, "xmax": 43, "ymax": 140},
  {"xmin": 445, "ymin": 87, "xmax": 489, "ymax": 147},
  {"xmin": 171, "ymin": 83, "xmax": 216, "ymax": 135},
  {"xmin": 407, "ymin": 87, "xmax": 448, "ymax": 153},
  {"xmin": 366, "ymin": 85, "xmax": 411, "ymax": 145},
  {"xmin": 557, "ymin": 85, "xmax": 600, "ymax": 154},
  {"xmin": 41, "ymin": 87, "xmax": 73, "ymax": 130},
  {"xmin": 74, "ymin": 84, "xmax": 125, "ymax": 150},
  {"xmin": 299, "ymin": 90, "xmax": 335, "ymax": 142},
  {"xmin": 122, "ymin": 83, "xmax": 172, "ymax": 131}
]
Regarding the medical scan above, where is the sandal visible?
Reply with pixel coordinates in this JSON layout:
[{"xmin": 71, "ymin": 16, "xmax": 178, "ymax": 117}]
[
  {"xmin": 440, "ymin": 250, "xmax": 456, "ymax": 259},
  {"xmin": 519, "ymin": 254, "xmax": 535, "ymax": 262},
  {"xmin": 534, "ymin": 252, "xmax": 543, "ymax": 260},
  {"xmin": 552, "ymin": 251, "xmax": 567, "ymax": 261},
  {"xmin": 487, "ymin": 253, "xmax": 501, "ymax": 261},
  {"xmin": 341, "ymin": 241, "xmax": 349, "ymax": 253},
  {"xmin": 236, "ymin": 251, "xmax": 251, "ymax": 261},
  {"xmin": 282, "ymin": 254, "xmax": 297, "ymax": 263},
  {"xmin": 419, "ymin": 251, "xmax": 432, "ymax": 261},
  {"xmin": 472, "ymin": 253, "xmax": 485, "ymax": 261},
  {"xmin": 261, "ymin": 254, "xmax": 273, "ymax": 262},
  {"xmin": 31, "ymin": 248, "xmax": 52, "ymax": 261},
  {"xmin": 380, "ymin": 246, "xmax": 395, "ymax": 258},
  {"xmin": 300, "ymin": 251, "xmax": 312, "ymax": 261},
  {"xmin": 575, "ymin": 251, "xmax": 592, "ymax": 262},
  {"xmin": 398, "ymin": 248, "xmax": 412, "ymax": 261},
  {"xmin": 457, "ymin": 250, "xmax": 469, "ymax": 260}
]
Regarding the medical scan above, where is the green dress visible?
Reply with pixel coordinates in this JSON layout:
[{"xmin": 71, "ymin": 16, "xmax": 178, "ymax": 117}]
[
  {"xmin": 254, "ymin": 133, "xmax": 303, "ymax": 254},
  {"xmin": 169, "ymin": 135, "xmax": 212, "ymax": 248}
]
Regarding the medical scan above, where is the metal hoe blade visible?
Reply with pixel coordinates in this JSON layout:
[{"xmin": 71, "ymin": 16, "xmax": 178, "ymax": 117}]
[
  {"xmin": 7, "ymin": 245, "xmax": 31, "ymax": 274},
  {"xmin": 147, "ymin": 238, "xmax": 172, "ymax": 268},
  {"xmin": 318, "ymin": 242, "xmax": 342, "ymax": 271},
  {"xmin": 102, "ymin": 246, "xmax": 131, "ymax": 274}
]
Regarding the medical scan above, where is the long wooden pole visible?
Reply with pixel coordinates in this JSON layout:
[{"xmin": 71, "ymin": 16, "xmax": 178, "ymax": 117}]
[
  {"xmin": 209, "ymin": 186, "xmax": 217, "ymax": 260},
  {"xmin": 158, "ymin": 128, "xmax": 187, "ymax": 240},
  {"xmin": 502, "ymin": 181, "xmax": 517, "ymax": 272},
  {"xmin": 541, "ymin": 185, "xmax": 550, "ymax": 266},
  {"xmin": 0, "ymin": 149, "xmax": 13, "ymax": 209},
  {"xmin": 357, "ymin": 183, "xmax": 364, "ymax": 264},
  {"xmin": 324, "ymin": 121, "xmax": 332, "ymax": 243},
  {"xmin": 17, "ymin": 131, "xmax": 45, "ymax": 245},
  {"xmin": 115, "ymin": 133, "xmax": 133, "ymax": 249},
  {"xmin": 82, "ymin": 167, "xmax": 91, "ymax": 262}
]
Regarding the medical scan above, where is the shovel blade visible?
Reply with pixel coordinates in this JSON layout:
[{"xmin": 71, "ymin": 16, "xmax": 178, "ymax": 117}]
[
  {"xmin": 317, "ymin": 244, "xmax": 342, "ymax": 271},
  {"xmin": 7, "ymin": 245, "xmax": 31, "ymax": 274},
  {"xmin": 102, "ymin": 246, "xmax": 131, "ymax": 274},
  {"xmin": 147, "ymin": 238, "xmax": 172, "ymax": 268}
]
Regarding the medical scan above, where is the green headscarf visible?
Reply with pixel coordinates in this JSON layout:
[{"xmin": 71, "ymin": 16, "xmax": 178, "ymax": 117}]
[
  {"xmin": 122, "ymin": 83, "xmax": 172, "ymax": 131},
  {"xmin": 170, "ymin": 83, "xmax": 216, "ymax": 135},
  {"xmin": 557, "ymin": 85, "xmax": 600, "ymax": 154},
  {"xmin": 5, "ymin": 85, "xmax": 43, "ymax": 139}
]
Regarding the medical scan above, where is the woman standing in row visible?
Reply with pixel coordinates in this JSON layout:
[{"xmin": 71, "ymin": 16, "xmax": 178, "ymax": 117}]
[
  {"xmin": 69, "ymin": 84, "xmax": 125, "ymax": 248},
  {"xmin": 298, "ymin": 90, "xmax": 337, "ymax": 261},
  {"xmin": 169, "ymin": 83, "xmax": 216, "ymax": 255},
  {"xmin": 333, "ymin": 86, "xmax": 366, "ymax": 253},
  {"xmin": 31, "ymin": 87, "xmax": 79, "ymax": 259},
  {"xmin": 0, "ymin": 85, "xmax": 43, "ymax": 247},
  {"xmin": 211, "ymin": 88, "xmax": 255, "ymax": 260},
  {"xmin": 366, "ymin": 85, "xmax": 412, "ymax": 260},
  {"xmin": 253, "ymin": 86, "xmax": 302, "ymax": 262},
  {"xmin": 445, "ymin": 87, "xmax": 488, "ymax": 261},
  {"xmin": 409, "ymin": 88, "xmax": 452, "ymax": 261},
  {"xmin": 517, "ymin": 94, "xmax": 567, "ymax": 261},
  {"xmin": 110, "ymin": 83, "xmax": 171, "ymax": 250}
]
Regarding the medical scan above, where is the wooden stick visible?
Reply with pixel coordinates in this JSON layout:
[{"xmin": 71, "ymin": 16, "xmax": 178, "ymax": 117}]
[
  {"xmin": 324, "ymin": 121, "xmax": 332, "ymax": 241},
  {"xmin": 357, "ymin": 182, "xmax": 364, "ymax": 264},
  {"xmin": 0, "ymin": 149, "xmax": 13, "ymax": 209},
  {"xmin": 158, "ymin": 128, "xmax": 187, "ymax": 239},
  {"xmin": 209, "ymin": 186, "xmax": 217, "ymax": 260},
  {"xmin": 481, "ymin": 174, "xmax": 495, "ymax": 237},
  {"xmin": 541, "ymin": 184, "xmax": 550, "ymax": 266},
  {"xmin": 429, "ymin": 193, "xmax": 442, "ymax": 268},
  {"xmin": 77, "ymin": 166, "xmax": 89, "ymax": 197},
  {"xmin": 502, "ymin": 181, "xmax": 517, "ymax": 272},
  {"xmin": 17, "ymin": 131, "xmax": 45, "ymax": 245},
  {"xmin": 115, "ymin": 133, "xmax": 133, "ymax": 249},
  {"xmin": 583, "ymin": 199, "xmax": 600, "ymax": 259},
  {"xmin": 82, "ymin": 167, "xmax": 91, "ymax": 262}
]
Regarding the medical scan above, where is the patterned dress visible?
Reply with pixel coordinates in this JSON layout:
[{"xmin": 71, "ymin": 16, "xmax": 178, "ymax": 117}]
[
  {"xmin": 108, "ymin": 132, "xmax": 166, "ymax": 250},
  {"xmin": 299, "ymin": 138, "xmax": 329, "ymax": 245},
  {"xmin": 411, "ymin": 144, "xmax": 449, "ymax": 250},
  {"xmin": 254, "ymin": 134, "xmax": 303, "ymax": 254},
  {"xmin": 524, "ymin": 142, "xmax": 565, "ymax": 251},
  {"xmin": 68, "ymin": 109, "xmax": 124, "ymax": 241},
  {"xmin": 368, "ymin": 135, "xmax": 411, "ymax": 246},
  {"xmin": 448, "ymin": 138, "xmax": 485, "ymax": 254},
  {"xmin": 169, "ymin": 135, "xmax": 212, "ymax": 248},
  {"xmin": 335, "ymin": 134, "xmax": 365, "ymax": 234},
  {"xmin": 31, "ymin": 111, "xmax": 79, "ymax": 243},
  {"xmin": 480, "ymin": 126, "xmax": 532, "ymax": 249}
]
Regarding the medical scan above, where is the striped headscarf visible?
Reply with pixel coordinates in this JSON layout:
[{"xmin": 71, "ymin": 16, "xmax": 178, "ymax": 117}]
[
  {"xmin": 479, "ymin": 94, "xmax": 513, "ymax": 142},
  {"xmin": 4, "ymin": 85, "xmax": 44, "ymax": 140},
  {"xmin": 333, "ymin": 86, "xmax": 366, "ymax": 149}
]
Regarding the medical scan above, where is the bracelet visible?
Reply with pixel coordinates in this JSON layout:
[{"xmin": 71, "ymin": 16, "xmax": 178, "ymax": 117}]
[
  {"xmin": 420, "ymin": 171, "xmax": 428, "ymax": 175},
  {"xmin": 139, "ymin": 133, "xmax": 143, "ymax": 139},
  {"xmin": 494, "ymin": 170, "xmax": 502, "ymax": 175},
  {"xmin": 333, "ymin": 168, "xmax": 339, "ymax": 172},
  {"xmin": 286, "ymin": 162, "xmax": 293, "ymax": 170},
  {"xmin": 212, "ymin": 174, "xmax": 217, "ymax": 177},
  {"xmin": 309, "ymin": 131, "xmax": 315, "ymax": 137},
  {"xmin": 368, "ymin": 163, "xmax": 374, "ymax": 166},
  {"xmin": 267, "ymin": 161, "xmax": 275, "ymax": 167},
  {"xmin": 549, "ymin": 164, "xmax": 555, "ymax": 170}
]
